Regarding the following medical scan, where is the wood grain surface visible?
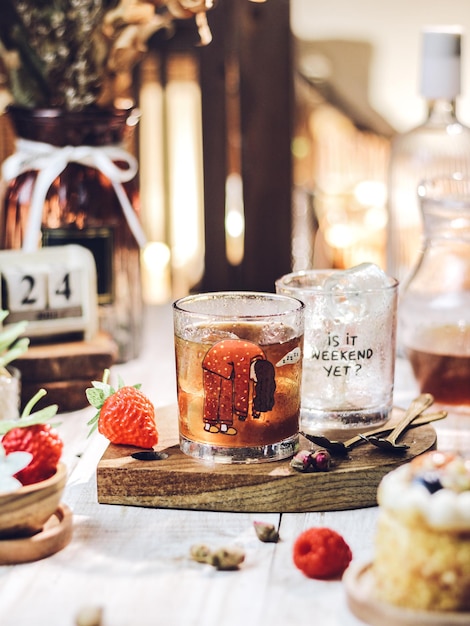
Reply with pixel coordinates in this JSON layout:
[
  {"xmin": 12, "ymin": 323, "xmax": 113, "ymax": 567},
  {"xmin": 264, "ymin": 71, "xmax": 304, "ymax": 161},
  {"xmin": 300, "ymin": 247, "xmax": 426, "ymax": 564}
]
[
  {"xmin": 0, "ymin": 504, "xmax": 73, "ymax": 565},
  {"xmin": 0, "ymin": 462, "xmax": 67, "ymax": 538},
  {"xmin": 13, "ymin": 332, "xmax": 117, "ymax": 412},
  {"xmin": 97, "ymin": 410, "xmax": 437, "ymax": 513},
  {"xmin": 14, "ymin": 332, "xmax": 117, "ymax": 381}
]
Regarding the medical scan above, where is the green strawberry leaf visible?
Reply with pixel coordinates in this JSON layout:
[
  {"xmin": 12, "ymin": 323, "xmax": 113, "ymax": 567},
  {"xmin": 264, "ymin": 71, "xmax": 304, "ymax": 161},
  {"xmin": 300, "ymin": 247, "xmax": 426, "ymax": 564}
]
[
  {"xmin": 28, "ymin": 405, "xmax": 59, "ymax": 423},
  {"xmin": 86, "ymin": 410, "xmax": 100, "ymax": 428},
  {"xmin": 85, "ymin": 369, "xmax": 113, "ymax": 438},
  {"xmin": 86, "ymin": 387, "xmax": 106, "ymax": 409},
  {"xmin": 91, "ymin": 380, "xmax": 111, "ymax": 392},
  {"xmin": 0, "ymin": 412, "xmax": 58, "ymax": 435},
  {"xmin": 0, "ymin": 389, "xmax": 59, "ymax": 435},
  {"xmin": 22, "ymin": 388, "xmax": 48, "ymax": 418},
  {"xmin": 88, "ymin": 421, "xmax": 99, "ymax": 436}
]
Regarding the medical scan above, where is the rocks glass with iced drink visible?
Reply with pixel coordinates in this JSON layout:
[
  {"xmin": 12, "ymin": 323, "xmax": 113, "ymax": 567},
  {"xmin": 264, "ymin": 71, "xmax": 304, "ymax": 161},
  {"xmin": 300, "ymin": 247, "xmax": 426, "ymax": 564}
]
[
  {"xmin": 173, "ymin": 291, "xmax": 304, "ymax": 463},
  {"xmin": 276, "ymin": 263, "xmax": 398, "ymax": 433}
]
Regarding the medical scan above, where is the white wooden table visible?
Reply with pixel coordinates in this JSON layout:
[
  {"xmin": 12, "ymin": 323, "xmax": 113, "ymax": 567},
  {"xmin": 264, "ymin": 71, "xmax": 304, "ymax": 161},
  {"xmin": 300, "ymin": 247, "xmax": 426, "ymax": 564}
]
[{"xmin": 0, "ymin": 304, "xmax": 449, "ymax": 626}]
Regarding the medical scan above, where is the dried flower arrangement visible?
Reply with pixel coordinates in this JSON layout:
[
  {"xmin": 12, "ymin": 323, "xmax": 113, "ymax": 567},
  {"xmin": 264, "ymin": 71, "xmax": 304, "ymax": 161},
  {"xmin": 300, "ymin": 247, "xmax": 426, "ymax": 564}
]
[{"xmin": 0, "ymin": 0, "xmax": 214, "ymax": 112}]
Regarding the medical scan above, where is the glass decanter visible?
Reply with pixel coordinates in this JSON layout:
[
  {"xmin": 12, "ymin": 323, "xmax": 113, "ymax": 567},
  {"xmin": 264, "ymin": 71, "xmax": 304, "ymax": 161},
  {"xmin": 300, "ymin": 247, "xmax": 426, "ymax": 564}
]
[{"xmin": 399, "ymin": 174, "xmax": 470, "ymax": 449}]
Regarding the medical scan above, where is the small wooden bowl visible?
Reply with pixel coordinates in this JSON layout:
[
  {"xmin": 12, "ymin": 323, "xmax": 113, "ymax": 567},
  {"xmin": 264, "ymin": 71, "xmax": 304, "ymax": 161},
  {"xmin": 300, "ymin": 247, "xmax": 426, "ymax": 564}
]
[{"xmin": 0, "ymin": 463, "xmax": 67, "ymax": 539}]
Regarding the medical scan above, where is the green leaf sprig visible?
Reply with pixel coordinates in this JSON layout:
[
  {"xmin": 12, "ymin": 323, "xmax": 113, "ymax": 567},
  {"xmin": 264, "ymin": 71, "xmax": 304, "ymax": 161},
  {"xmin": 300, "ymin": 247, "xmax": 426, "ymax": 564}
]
[{"xmin": 0, "ymin": 310, "xmax": 30, "ymax": 373}]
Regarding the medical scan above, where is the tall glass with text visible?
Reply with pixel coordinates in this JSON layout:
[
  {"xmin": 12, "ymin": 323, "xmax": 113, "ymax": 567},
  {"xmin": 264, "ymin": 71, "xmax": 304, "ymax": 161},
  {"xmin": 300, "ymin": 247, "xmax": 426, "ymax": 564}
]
[{"xmin": 276, "ymin": 264, "xmax": 398, "ymax": 434}]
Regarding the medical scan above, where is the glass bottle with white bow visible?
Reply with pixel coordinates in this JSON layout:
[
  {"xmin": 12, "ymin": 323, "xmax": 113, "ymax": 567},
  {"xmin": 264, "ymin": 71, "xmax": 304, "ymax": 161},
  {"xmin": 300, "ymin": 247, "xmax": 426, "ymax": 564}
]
[{"xmin": 0, "ymin": 105, "xmax": 145, "ymax": 362}]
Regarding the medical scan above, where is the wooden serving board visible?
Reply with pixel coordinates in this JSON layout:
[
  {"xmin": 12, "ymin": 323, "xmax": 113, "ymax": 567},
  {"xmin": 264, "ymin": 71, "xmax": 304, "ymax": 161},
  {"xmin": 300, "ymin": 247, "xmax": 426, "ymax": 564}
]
[{"xmin": 96, "ymin": 406, "xmax": 437, "ymax": 513}]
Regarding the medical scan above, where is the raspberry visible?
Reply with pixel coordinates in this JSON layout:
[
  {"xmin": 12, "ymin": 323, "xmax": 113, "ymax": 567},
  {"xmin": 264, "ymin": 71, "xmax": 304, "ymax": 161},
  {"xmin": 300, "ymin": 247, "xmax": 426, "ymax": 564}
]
[
  {"xmin": 2, "ymin": 423, "xmax": 63, "ymax": 486},
  {"xmin": 293, "ymin": 527, "xmax": 352, "ymax": 579}
]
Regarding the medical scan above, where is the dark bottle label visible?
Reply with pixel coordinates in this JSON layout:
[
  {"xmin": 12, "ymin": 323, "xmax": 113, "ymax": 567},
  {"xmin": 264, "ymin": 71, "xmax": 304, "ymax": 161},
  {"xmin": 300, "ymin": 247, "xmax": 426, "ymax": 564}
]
[{"xmin": 42, "ymin": 227, "xmax": 114, "ymax": 304}]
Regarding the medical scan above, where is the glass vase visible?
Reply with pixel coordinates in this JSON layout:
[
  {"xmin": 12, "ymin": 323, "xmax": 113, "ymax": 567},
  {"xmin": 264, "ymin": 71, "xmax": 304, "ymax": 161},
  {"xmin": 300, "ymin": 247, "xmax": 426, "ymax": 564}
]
[{"xmin": 0, "ymin": 105, "xmax": 144, "ymax": 362}]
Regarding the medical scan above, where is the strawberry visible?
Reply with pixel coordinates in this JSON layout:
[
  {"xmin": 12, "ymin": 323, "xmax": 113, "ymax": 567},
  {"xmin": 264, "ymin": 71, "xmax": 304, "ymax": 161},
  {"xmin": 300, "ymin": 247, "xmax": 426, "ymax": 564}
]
[
  {"xmin": 2, "ymin": 423, "xmax": 63, "ymax": 485},
  {"xmin": 0, "ymin": 389, "xmax": 62, "ymax": 486},
  {"xmin": 293, "ymin": 527, "xmax": 352, "ymax": 579},
  {"xmin": 86, "ymin": 370, "xmax": 158, "ymax": 448}
]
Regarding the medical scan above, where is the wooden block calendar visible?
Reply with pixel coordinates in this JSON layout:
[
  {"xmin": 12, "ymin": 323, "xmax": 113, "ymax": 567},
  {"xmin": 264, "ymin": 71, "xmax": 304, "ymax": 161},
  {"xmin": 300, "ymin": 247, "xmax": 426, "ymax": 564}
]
[{"xmin": 0, "ymin": 246, "xmax": 117, "ymax": 413}]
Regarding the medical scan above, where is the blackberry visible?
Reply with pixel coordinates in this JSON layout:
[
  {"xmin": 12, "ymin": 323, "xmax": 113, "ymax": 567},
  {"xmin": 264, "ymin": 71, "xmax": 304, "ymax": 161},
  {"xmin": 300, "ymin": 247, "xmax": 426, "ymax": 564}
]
[{"xmin": 413, "ymin": 471, "xmax": 443, "ymax": 494}]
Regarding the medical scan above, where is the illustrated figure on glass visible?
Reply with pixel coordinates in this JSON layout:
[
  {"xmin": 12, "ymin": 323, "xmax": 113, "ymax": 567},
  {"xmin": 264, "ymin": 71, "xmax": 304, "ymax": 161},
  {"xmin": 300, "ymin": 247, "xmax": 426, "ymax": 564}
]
[{"xmin": 202, "ymin": 339, "xmax": 276, "ymax": 435}]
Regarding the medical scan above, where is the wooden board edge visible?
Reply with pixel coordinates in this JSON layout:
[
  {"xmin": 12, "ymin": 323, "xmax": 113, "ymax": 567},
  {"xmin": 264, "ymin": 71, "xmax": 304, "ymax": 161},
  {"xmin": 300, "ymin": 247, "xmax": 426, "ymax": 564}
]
[{"xmin": 95, "ymin": 426, "xmax": 437, "ymax": 513}]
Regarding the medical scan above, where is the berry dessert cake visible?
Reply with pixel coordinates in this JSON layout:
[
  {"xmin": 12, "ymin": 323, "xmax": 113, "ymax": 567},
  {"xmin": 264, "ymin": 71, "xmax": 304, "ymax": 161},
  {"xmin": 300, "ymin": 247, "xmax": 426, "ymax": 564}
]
[{"xmin": 373, "ymin": 450, "xmax": 470, "ymax": 612}]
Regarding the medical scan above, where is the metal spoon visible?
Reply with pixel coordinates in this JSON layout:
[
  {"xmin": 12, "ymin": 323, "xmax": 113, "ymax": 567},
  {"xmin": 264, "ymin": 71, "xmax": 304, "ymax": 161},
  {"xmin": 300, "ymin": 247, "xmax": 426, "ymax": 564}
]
[
  {"xmin": 363, "ymin": 393, "xmax": 435, "ymax": 452},
  {"xmin": 301, "ymin": 408, "xmax": 446, "ymax": 457}
]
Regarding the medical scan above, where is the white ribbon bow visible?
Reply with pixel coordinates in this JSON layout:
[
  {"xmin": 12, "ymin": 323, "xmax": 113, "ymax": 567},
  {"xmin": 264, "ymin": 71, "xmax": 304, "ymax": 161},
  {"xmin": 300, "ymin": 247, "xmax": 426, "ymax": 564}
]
[{"xmin": 2, "ymin": 138, "xmax": 147, "ymax": 252}]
